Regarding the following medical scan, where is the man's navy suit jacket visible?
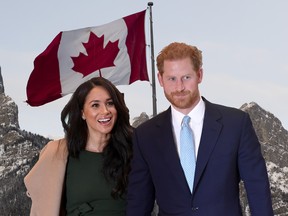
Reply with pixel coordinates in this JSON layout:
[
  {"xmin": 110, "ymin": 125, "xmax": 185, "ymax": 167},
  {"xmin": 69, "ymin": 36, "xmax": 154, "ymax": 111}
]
[{"xmin": 127, "ymin": 98, "xmax": 273, "ymax": 216}]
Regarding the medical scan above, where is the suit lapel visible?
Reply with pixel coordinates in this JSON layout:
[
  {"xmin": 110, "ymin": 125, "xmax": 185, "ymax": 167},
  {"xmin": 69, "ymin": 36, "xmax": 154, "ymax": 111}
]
[
  {"xmin": 193, "ymin": 99, "xmax": 223, "ymax": 191},
  {"xmin": 155, "ymin": 108, "xmax": 190, "ymax": 193}
]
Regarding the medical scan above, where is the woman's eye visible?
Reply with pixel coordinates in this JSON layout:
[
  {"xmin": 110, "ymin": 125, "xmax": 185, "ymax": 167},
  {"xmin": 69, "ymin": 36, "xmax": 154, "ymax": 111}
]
[
  {"xmin": 91, "ymin": 103, "xmax": 99, "ymax": 108},
  {"xmin": 107, "ymin": 101, "xmax": 114, "ymax": 106}
]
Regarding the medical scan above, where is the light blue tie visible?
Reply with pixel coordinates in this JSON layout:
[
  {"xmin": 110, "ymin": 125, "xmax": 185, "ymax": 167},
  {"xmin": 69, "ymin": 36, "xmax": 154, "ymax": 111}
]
[{"xmin": 180, "ymin": 116, "xmax": 196, "ymax": 192}]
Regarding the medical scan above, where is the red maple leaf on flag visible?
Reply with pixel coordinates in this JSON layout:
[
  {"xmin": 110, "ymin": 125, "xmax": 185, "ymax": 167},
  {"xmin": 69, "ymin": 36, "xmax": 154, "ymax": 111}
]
[{"xmin": 71, "ymin": 32, "xmax": 120, "ymax": 77}]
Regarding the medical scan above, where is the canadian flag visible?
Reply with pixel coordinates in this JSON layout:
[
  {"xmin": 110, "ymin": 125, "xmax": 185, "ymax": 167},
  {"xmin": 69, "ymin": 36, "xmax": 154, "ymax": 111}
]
[{"xmin": 26, "ymin": 10, "xmax": 149, "ymax": 106}]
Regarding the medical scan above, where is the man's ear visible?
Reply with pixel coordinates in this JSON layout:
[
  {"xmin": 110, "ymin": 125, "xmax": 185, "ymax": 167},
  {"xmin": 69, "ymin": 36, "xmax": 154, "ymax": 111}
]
[
  {"xmin": 157, "ymin": 72, "xmax": 164, "ymax": 87},
  {"xmin": 198, "ymin": 68, "xmax": 203, "ymax": 84}
]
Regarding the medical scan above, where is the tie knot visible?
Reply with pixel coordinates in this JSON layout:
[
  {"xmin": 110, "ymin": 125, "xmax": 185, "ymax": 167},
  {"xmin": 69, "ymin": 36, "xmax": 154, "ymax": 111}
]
[{"xmin": 182, "ymin": 116, "xmax": 191, "ymax": 127}]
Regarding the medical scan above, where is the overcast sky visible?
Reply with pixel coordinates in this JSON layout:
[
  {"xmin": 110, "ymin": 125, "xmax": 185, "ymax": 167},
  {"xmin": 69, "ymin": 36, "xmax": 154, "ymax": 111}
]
[{"xmin": 1, "ymin": 0, "xmax": 287, "ymax": 138}]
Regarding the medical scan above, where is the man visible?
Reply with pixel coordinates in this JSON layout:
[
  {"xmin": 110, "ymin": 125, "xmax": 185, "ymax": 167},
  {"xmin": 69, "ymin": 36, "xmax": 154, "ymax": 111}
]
[{"xmin": 126, "ymin": 42, "xmax": 273, "ymax": 215}]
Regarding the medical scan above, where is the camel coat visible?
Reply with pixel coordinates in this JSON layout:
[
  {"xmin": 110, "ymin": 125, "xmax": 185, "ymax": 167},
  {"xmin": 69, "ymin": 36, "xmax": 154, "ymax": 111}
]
[{"xmin": 24, "ymin": 139, "xmax": 68, "ymax": 216}]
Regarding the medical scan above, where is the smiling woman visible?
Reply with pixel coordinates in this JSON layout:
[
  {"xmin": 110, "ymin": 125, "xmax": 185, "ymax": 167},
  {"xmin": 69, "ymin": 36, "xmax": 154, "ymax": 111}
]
[
  {"xmin": 80, "ymin": 85, "xmax": 118, "ymax": 152},
  {"xmin": 24, "ymin": 77, "xmax": 133, "ymax": 216}
]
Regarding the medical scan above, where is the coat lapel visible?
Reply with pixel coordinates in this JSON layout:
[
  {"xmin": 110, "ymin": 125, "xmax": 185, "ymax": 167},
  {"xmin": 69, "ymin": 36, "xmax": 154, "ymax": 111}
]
[
  {"xmin": 193, "ymin": 99, "xmax": 223, "ymax": 192},
  {"xmin": 24, "ymin": 139, "xmax": 68, "ymax": 216},
  {"xmin": 155, "ymin": 108, "xmax": 192, "ymax": 193}
]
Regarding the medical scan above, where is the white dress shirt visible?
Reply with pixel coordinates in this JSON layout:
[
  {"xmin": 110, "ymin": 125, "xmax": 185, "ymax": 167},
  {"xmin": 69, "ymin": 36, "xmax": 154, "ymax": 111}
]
[{"xmin": 171, "ymin": 97, "xmax": 205, "ymax": 158}]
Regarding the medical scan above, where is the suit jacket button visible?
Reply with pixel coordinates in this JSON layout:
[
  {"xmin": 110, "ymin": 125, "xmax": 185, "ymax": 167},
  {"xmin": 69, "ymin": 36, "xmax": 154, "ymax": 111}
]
[{"xmin": 192, "ymin": 207, "xmax": 199, "ymax": 211}]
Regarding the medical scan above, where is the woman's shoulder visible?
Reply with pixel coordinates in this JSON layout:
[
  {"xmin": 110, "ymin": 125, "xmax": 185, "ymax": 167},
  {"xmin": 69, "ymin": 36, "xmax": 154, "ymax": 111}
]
[{"xmin": 40, "ymin": 138, "xmax": 68, "ymax": 160}]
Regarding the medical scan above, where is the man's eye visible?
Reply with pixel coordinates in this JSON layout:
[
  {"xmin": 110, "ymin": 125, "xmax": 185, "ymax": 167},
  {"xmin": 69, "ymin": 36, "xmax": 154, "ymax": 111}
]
[{"xmin": 168, "ymin": 77, "xmax": 176, "ymax": 81}]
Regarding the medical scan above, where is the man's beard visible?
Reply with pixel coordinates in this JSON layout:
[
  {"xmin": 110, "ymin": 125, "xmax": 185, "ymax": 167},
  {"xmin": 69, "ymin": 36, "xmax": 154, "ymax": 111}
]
[{"xmin": 165, "ymin": 90, "xmax": 198, "ymax": 109}]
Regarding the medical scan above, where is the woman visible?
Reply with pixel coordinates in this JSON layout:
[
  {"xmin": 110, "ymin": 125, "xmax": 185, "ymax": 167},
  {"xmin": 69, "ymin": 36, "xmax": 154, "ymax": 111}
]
[{"xmin": 24, "ymin": 77, "xmax": 133, "ymax": 216}]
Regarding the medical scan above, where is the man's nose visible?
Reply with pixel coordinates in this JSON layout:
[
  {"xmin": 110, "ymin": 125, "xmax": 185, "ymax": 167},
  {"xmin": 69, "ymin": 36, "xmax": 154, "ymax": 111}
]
[{"xmin": 175, "ymin": 79, "xmax": 185, "ymax": 91}]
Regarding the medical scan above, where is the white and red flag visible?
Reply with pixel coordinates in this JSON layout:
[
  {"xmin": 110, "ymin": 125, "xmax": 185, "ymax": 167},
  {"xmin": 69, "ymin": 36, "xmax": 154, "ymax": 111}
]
[{"xmin": 26, "ymin": 10, "xmax": 148, "ymax": 106}]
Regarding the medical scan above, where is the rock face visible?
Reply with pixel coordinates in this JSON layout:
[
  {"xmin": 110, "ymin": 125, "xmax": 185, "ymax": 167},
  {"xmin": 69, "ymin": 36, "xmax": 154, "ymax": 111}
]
[
  {"xmin": 132, "ymin": 112, "xmax": 150, "ymax": 128},
  {"xmin": 0, "ymin": 70, "xmax": 50, "ymax": 215},
  {"xmin": 0, "ymin": 67, "xmax": 287, "ymax": 215},
  {"xmin": 240, "ymin": 102, "xmax": 288, "ymax": 215},
  {"xmin": 0, "ymin": 67, "xmax": 4, "ymax": 94}
]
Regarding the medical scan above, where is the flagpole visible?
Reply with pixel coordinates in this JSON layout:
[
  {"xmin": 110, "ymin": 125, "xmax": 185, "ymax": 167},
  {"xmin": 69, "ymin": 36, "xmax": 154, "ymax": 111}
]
[{"xmin": 148, "ymin": 2, "xmax": 157, "ymax": 117}]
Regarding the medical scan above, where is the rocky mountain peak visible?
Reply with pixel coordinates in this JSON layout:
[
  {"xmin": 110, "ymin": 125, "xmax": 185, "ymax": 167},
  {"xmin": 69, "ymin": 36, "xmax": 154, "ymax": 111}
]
[
  {"xmin": 240, "ymin": 102, "xmax": 288, "ymax": 214},
  {"xmin": 0, "ymin": 68, "xmax": 20, "ymax": 132},
  {"xmin": 0, "ymin": 67, "xmax": 4, "ymax": 94},
  {"xmin": 240, "ymin": 102, "xmax": 288, "ymax": 167},
  {"xmin": 0, "ymin": 71, "xmax": 50, "ymax": 214}
]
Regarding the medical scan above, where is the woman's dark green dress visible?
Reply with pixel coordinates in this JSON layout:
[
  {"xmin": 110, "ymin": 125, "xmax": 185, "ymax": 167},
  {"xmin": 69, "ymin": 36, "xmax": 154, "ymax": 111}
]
[{"xmin": 65, "ymin": 151, "xmax": 126, "ymax": 216}]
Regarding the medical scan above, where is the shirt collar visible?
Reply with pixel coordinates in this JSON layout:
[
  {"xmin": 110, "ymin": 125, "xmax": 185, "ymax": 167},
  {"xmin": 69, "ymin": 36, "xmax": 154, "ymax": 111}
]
[{"xmin": 171, "ymin": 97, "xmax": 205, "ymax": 126}]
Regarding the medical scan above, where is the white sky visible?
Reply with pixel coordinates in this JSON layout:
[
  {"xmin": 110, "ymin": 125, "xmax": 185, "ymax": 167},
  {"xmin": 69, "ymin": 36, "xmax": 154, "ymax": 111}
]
[{"xmin": 1, "ymin": 0, "xmax": 287, "ymax": 138}]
